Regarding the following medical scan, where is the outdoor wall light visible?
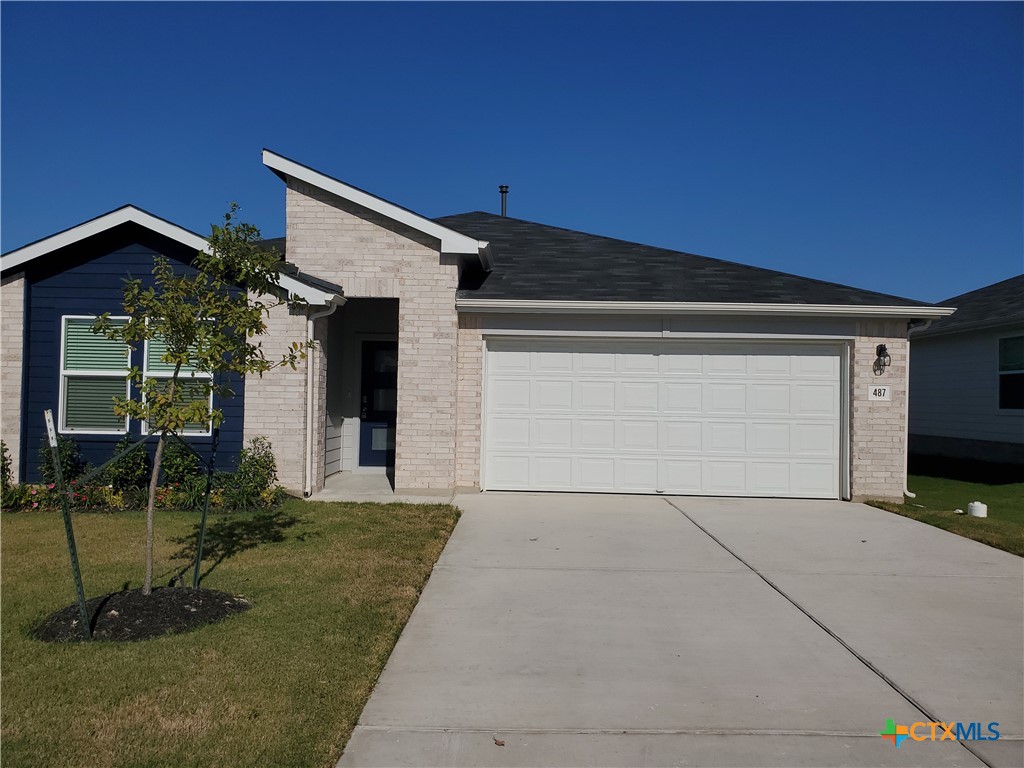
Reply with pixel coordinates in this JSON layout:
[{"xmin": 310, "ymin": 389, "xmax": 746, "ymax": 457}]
[{"xmin": 873, "ymin": 344, "xmax": 891, "ymax": 376}]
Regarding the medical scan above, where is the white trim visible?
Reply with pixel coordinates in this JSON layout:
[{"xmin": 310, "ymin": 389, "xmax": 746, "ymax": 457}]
[
  {"xmin": 0, "ymin": 205, "xmax": 340, "ymax": 306},
  {"xmin": 841, "ymin": 341, "xmax": 851, "ymax": 501},
  {"xmin": 996, "ymin": 331, "xmax": 1024, "ymax": 413},
  {"xmin": 481, "ymin": 329, "xmax": 858, "ymax": 341},
  {"xmin": 58, "ymin": 315, "xmax": 131, "ymax": 435},
  {"xmin": 262, "ymin": 150, "xmax": 488, "ymax": 257},
  {"xmin": 457, "ymin": 298, "xmax": 956, "ymax": 319}
]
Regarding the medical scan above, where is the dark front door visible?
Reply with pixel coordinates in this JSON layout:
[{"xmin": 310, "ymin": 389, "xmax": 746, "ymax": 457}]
[{"xmin": 359, "ymin": 340, "xmax": 398, "ymax": 467}]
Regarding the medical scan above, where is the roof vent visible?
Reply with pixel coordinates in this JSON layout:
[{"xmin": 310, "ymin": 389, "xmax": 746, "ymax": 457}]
[{"xmin": 499, "ymin": 185, "xmax": 509, "ymax": 217}]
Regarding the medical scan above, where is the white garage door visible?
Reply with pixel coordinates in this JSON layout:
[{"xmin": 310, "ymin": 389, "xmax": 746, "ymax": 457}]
[{"xmin": 483, "ymin": 339, "xmax": 844, "ymax": 498}]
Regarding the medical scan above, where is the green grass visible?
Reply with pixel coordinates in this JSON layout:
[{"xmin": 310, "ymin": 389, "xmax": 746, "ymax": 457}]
[
  {"xmin": 0, "ymin": 499, "xmax": 459, "ymax": 768},
  {"xmin": 869, "ymin": 475, "xmax": 1024, "ymax": 557}
]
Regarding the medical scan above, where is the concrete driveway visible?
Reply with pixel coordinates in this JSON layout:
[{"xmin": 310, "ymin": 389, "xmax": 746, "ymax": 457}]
[{"xmin": 339, "ymin": 495, "xmax": 1023, "ymax": 767}]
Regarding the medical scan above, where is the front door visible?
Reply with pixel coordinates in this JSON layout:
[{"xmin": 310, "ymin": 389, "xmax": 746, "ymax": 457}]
[{"xmin": 359, "ymin": 340, "xmax": 398, "ymax": 467}]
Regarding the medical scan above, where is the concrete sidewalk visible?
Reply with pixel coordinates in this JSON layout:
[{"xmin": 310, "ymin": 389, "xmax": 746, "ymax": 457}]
[{"xmin": 338, "ymin": 494, "xmax": 1023, "ymax": 767}]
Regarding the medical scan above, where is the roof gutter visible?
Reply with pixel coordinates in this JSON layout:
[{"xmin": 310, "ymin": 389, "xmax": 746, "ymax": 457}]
[{"xmin": 455, "ymin": 299, "xmax": 957, "ymax": 319}]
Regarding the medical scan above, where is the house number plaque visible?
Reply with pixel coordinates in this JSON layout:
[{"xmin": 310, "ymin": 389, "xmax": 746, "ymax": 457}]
[{"xmin": 868, "ymin": 385, "xmax": 891, "ymax": 401}]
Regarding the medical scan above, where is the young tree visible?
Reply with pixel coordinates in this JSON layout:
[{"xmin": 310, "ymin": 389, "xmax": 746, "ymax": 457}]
[{"xmin": 94, "ymin": 205, "xmax": 311, "ymax": 594}]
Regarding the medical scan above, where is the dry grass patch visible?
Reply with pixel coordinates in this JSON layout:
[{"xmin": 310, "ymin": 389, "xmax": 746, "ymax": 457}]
[{"xmin": 1, "ymin": 499, "xmax": 459, "ymax": 768}]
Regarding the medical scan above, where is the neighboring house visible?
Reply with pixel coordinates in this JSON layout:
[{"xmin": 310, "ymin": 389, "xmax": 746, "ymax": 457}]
[
  {"xmin": 0, "ymin": 206, "xmax": 339, "ymax": 482},
  {"xmin": 909, "ymin": 275, "xmax": 1024, "ymax": 467},
  {"xmin": 1, "ymin": 150, "xmax": 954, "ymax": 501}
]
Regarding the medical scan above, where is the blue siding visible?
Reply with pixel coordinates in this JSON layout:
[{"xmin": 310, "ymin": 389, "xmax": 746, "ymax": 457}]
[{"xmin": 20, "ymin": 226, "xmax": 245, "ymax": 482}]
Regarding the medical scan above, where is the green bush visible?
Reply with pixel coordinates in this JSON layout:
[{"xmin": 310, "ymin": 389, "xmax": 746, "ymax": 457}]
[
  {"xmin": 39, "ymin": 434, "xmax": 87, "ymax": 485},
  {"xmin": 105, "ymin": 435, "xmax": 152, "ymax": 490},
  {"xmin": 161, "ymin": 438, "xmax": 199, "ymax": 485},
  {"xmin": 1, "ymin": 440, "xmax": 12, "ymax": 496},
  {"xmin": 222, "ymin": 436, "xmax": 279, "ymax": 511}
]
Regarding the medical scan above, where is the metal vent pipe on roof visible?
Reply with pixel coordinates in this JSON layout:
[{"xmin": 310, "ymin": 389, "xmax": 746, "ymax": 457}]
[{"xmin": 499, "ymin": 185, "xmax": 509, "ymax": 216}]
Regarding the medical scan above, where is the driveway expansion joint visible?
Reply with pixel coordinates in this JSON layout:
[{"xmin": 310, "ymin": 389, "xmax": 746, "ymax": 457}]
[{"xmin": 663, "ymin": 499, "xmax": 999, "ymax": 768}]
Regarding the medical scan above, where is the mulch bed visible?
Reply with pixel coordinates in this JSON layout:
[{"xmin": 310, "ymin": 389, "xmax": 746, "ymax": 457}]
[{"xmin": 33, "ymin": 587, "xmax": 251, "ymax": 643}]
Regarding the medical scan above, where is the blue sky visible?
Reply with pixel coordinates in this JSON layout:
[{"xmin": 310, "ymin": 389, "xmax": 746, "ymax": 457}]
[{"xmin": 2, "ymin": 2, "xmax": 1020, "ymax": 303}]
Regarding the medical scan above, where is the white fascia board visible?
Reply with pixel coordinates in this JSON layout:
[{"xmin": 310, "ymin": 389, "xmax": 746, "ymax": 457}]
[
  {"xmin": 1, "ymin": 206, "xmax": 208, "ymax": 272},
  {"xmin": 455, "ymin": 298, "xmax": 957, "ymax": 319},
  {"xmin": 263, "ymin": 149, "xmax": 487, "ymax": 257},
  {"xmin": 0, "ymin": 204, "xmax": 342, "ymax": 306}
]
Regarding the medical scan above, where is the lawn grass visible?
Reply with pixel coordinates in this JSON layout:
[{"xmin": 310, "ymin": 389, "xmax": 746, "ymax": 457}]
[
  {"xmin": 0, "ymin": 499, "xmax": 459, "ymax": 768},
  {"xmin": 869, "ymin": 475, "xmax": 1024, "ymax": 557}
]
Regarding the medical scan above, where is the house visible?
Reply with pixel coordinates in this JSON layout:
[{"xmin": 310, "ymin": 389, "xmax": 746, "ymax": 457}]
[
  {"xmin": 909, "ymin": 274, "xmax": 1024, "ymax": 469},
  {"xmin": 0, "ymin": 206, "xmax": 340, "ymax": 482},
  {"xmin": 1, "ymin": 150, "xmax": 955, "ymax": 501}
]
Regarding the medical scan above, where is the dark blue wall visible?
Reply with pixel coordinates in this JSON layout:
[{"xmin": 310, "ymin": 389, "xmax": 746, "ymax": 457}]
[{"xmin": 19, "ymin": 224, "xmax": 245, "ymax": 482}]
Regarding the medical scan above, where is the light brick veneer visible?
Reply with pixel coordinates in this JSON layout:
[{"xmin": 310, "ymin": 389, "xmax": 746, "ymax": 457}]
[
  {"xmin": 1, "ymin": 272, "xmax": 25, "ymax": 482},
  {"xmin": 282, "ymin": 180, "xmax": 460, "ymax": 492},
  {"xmin": 850, "ymin": 320, "xmax": 909, "ymax": 502},
  {"xmin": 455, "ymin": 314, "xmax": 485, "ymax": 489},
  {"xmin": 243, "ymin": 300, "xmax": 309, "ymax": 491}
]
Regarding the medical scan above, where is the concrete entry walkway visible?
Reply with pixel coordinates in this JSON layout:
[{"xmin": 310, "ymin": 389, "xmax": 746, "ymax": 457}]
[{"xmin": 339, "ymin": 495, "xmax": 1023, "ymax": 767}]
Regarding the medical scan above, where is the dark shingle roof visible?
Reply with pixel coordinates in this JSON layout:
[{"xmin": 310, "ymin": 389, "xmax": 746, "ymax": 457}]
[
  {"xmin": 260, "ymin": 237, "xmax": 344, "ymax": 295},
  {"xmin": 436, "ymin": 211, "xmax": 937, "ymax": 308},
  {"xmin": 918, "ymin": 274, "xmax": 1024, "ymax": 336}
]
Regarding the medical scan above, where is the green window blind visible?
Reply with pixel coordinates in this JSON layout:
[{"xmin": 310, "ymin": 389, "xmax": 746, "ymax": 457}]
[
  {"xmin": 146, "ymin": 333, "xmax": 200, "ymax": 374},
  {"xmin": 64, "ymin": 377, "xmax": 126, "ymax": 431},
  {"xmin": 63, "ymin": 319, "xmax": 129, "ymax": 371}
]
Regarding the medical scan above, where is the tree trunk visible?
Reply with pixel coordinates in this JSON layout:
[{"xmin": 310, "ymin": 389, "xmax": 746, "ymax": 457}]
[
  {"xmin": 142, "ymin": 364, "xmax": 180, "ymax": 596},
  {"xmin": 142, "ymin": 431, "xmax": 167, "ymax": 595}
]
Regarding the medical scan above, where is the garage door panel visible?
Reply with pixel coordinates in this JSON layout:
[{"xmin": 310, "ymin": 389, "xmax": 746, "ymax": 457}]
[
  {"xmin": 575, "ymin": 380, "xmax": 616, "ymax": 411},
  {"xmin": 531, "ymin": 456, "xmax": 572, "ymax": 488},
  {"xmin": 618, "ymin": 420, "xmax": 660, "ymax": 451},
  {"xmin": 533, "ymin": 380, "xmax": 573, "ymax": 410},
  {"xmin": 704, "ymin": 461, "xmax": 747, "ymax": 492},
  {"xmin": 484, "ymin": 340, "xmax": 842, "ymax": 498},
  {"xmin": 488, "ymin": 416, "xmax": 531, "ymax": 448},
  {"xmin": 617, "ymin": 381, "xmax": 660, "ymax": 412},
  {"xmin": 706, "ymin": 383, "xmax": 747, "ymax": 414},
  {"xmin": 615, "ymin": 458, "xmax": 659, "ymax": 490},
  {"xmin": 704, "ymin": 421, "xmax": 746, "ymax": 453},
  {"xmin": 575, "ymin": 419, "xmax": 615, "ymax": 450},
  {"xmin": 660, "ymin": 459, "xmax": 703, "ymax": 492},
  {"xmin": 573, "ymin": 457, "xmax": 616, "ymax": 490},
  {"xmin": 749, "ymin": 422, "xmax": 790, "ymax": 454},
  {"xmin": 792, "ymin": 384, "xmax": 838, "ymax": 416},
  {"xmin": 750, "ymin": 461, "xmax": 791, "ymax": 494},
  {"xmin": 534, "ymin": 418, "xmax": 572, "ymax": 449},
  {"xmin": 662, "ymin": 420, "xmax": 702, "ymax": 452},
  {"xmin": 490, "ymin": 379, "xmax": 531, "ymax": 410},
  {"xmin": 662, "ymin": 382, "xmax": 702, "ymax": 412}
]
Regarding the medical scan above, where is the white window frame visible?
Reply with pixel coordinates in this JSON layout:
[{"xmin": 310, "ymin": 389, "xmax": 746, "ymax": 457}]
[
  {"xmin": 997, "ymin": 332, "xmax": 1024, "ymax": 413},
  {"xmin": 58, "ymin": 315, "xmax": 131, "ymax": 435},
  {"xmin": 141, "ymin": 333, "xmax": 214, "ymax": 437}
]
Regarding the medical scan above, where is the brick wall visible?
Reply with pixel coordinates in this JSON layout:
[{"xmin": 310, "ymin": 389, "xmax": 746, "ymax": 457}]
[
  {"xmin": 284, "ymin": 181, "xmax": 460, "ymax": 492},
  {"xmin": 1, "ymin": 272, "xmax": 24, "ymax": 482},
  {"xmin": 455, "ymin": 314, "xmax": 485, "ymax": 489},
  {"xmin": 850, "ymin": 320, "xmax": 909, "ymax": 502},
  {"xmin": 243, "ymin": 299, "xmax": 309, "ymax": 491}
]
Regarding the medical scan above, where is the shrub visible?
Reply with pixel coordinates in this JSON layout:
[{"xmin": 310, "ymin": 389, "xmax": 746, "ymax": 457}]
[
  {"xmin": 222, "ymin": 436, "xmax": 279, "ymax": 511},
  {"xmin": 161, "ymin": 439, "xmax": 200, "ymax": 485},
  {"xmin": 172, "ymin": 474, "xmax": 211, "ymax": 511},
  {"xmin": 1, "ymin": 440, "xmax": 12, "ymax": 496},
  {"xmin": 106, "ymin": 435, "xmax": 152, "ymax": 490},
  {"xmin": 39, "ymin": 434, "xmax": 87, "ymax": 485}
]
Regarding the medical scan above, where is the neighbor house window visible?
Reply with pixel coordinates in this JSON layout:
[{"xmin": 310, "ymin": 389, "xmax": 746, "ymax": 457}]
[
  {"xmin": 998, "ymin": 335, "xmax": 1024, "ymax": 410},
  {"xmin": 60, "ymin": 317, "xmax": 130, "ymax": 433},
  {"xmin": 142, "ymin": 333, "xmax": 214, "ymax": 435}
]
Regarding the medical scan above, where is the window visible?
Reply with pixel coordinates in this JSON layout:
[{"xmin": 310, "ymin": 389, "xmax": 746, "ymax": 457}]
[
  {"xmin": 143, "ymin": 333, "xmax": 214, "ymax": 435},
  {"xmin": 60, "ymin": 317, "xmax": 130, "ymax": 433},
  {"xmin": 998, "ymin": 335, "xmax": 1024, "ymax": 410}
]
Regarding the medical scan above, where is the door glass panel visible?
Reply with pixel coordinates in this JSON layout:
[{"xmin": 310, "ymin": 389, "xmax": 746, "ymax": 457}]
[
  {"xmin": 373, "ymin": 389, "xmax": 397, "ymax": 412},
  {"xmin": 375, "ymin": 349, "xmax": 398, "ymax": 374}
]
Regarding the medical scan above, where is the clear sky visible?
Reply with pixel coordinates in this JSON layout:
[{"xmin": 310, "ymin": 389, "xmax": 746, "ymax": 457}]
[{"xmin": 2, "ymin": 2, "xmax": 1021, "ymax": 303}]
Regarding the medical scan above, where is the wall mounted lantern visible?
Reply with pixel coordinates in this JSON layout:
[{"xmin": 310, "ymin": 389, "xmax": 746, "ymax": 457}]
[{"xmin": 873, "ymin": 344, "xmax": 891, "ymax": 376}]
